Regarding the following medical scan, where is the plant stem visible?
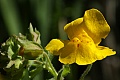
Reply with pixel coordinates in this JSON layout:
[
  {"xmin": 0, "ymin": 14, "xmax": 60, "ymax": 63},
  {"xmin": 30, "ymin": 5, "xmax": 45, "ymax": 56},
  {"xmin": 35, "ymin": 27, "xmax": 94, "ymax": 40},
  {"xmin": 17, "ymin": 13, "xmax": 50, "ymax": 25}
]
[
  {"xmin": 43, "ymin": 51, "xmax": 58, "ymax": 79},
  {"xmin": 79, "ymin": 64, "xmax": 92, "ymax": 80}
]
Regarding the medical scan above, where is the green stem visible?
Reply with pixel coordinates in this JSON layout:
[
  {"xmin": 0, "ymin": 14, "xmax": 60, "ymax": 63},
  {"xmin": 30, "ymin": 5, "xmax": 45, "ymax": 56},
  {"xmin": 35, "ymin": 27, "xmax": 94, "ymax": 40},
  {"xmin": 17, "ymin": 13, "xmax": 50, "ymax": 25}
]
[
  {"xmin": 79, "ymin": 64, "xmax": 92, "ymax": 80},
  {"xmin": 43, "ymin": 51, "xmax": 58, "ymax": 79}
]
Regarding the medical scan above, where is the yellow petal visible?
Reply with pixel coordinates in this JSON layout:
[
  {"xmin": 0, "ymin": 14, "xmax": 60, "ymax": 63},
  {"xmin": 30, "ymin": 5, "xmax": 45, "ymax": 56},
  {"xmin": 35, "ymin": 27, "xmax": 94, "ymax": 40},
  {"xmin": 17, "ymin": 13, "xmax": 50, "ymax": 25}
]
[
  {"xmin": 45, "ymin": 39, "xmax": 64, "ymax": 55},
  {"xmin": 64, "ymin": 18, "xmax": 84, "ymax": 39},
  {"xmin": 83, "ymin": 9, "xmax": 110, "ymax": 44},
  {"xmin": 57, "ymin": 34, "xmax": 115, "ymax": 65},
  {"xmin": 59, "ymin": 31, "xmax": 97, "ymax": 65},
  {"xmin": 95, "ymin": 46, "xmax": 116, "ymax": 60},
  {"xmin": 59, "ymin": 38, "xmax": 78, "ymax": 64},
  {"xmin": 59, "ymin": 34, "xmax": 95, "ymax": 65},
  {"xmin": 75, "ymin": 36, "xmax": 98, "ymax": 65},
  {"xmin": 76, "ymin": 45, "xmax": 116, "ymax": 65}
]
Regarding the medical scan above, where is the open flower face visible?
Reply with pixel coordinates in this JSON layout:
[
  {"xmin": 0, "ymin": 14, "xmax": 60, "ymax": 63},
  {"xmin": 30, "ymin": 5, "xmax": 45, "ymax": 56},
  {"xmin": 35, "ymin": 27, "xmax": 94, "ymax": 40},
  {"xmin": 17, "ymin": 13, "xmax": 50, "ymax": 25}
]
[{"xmin": 45, "ymin": 9, "xmax": 116, "ymax": 65}]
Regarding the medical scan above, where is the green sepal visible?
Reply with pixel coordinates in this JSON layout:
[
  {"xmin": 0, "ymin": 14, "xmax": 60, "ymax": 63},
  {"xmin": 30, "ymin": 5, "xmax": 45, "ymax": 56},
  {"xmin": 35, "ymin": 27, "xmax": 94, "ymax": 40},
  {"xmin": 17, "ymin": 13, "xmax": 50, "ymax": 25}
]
[
  {"xmin": 26, "ymin": 23, "xmax": 41, "ymax": 44},
  {"xmin": 18, "ymin": 37, "xmax": 43, "ymax": 59}
]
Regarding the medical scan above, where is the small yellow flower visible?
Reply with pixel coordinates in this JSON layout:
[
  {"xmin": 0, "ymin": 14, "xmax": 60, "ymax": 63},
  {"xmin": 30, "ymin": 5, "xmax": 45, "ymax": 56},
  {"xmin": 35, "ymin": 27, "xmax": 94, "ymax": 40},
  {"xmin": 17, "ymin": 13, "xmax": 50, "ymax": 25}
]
[{"xmin": 45, "ymin": 9, "xmax": 116, "ymax": 65}]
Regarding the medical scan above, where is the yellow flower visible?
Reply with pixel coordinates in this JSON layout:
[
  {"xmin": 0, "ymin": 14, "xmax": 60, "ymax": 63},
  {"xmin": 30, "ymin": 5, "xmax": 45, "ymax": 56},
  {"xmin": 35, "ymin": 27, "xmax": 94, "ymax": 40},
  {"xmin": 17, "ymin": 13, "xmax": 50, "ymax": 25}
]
[{"xmin": 45, "ymin": 9, "xmax": 116, "ymax": 65}]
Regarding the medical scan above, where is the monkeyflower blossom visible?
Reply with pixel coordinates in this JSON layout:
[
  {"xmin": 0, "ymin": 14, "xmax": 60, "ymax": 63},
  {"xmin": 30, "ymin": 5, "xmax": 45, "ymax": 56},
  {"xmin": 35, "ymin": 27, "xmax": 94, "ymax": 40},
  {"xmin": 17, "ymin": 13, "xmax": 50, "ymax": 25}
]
[{"xmin": 45, "ymin": 9, "xmax": 116, "ymax": 65}]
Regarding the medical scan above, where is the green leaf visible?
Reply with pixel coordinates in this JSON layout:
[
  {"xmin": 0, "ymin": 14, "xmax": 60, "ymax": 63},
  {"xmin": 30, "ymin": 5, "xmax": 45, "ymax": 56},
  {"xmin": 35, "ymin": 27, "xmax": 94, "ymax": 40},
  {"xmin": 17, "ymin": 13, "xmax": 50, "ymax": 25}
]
[
  {"xmin": 7, "ymin": 46, "xmax": 14, "ymax": 59},
  {"xmin": 15, "ymin": 59, "xmax": 23, "ymax": 69},
  {"xmin": 48, "ymin": 77, "xmax": 56, "ymax": 80},
  {"xmin": 57, "ymin": 64, "xmax": 70, "ymax": 80},
  {"xmin": 3, "ymin": 60, "xmax": 28, "ymax": 80},
  {"xmin": 61, "ymin": 65, "xmax": 70, "ymax": 77},
  {"xmin": 0, "ymin": 36, "xmax": 21, "ymax": 68},
  {"xmin": 21, "ymin": 69, "xmax": 30, "ymax": 80},
  {"xmin": 29, "ymin": 64, "xmax": 43, "ymax": 79}
]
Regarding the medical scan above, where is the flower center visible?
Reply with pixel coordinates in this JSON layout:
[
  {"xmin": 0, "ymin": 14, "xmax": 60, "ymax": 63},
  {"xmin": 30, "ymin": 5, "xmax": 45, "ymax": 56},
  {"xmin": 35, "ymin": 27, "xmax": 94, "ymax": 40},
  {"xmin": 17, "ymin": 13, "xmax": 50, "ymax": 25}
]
[
  {"xmin": 71, "ymin": 34, "xmax": 93, "ymax": 48},
  {"xmin": 71, "ymin": 38, "xmax": 82, "ymax": 48}
]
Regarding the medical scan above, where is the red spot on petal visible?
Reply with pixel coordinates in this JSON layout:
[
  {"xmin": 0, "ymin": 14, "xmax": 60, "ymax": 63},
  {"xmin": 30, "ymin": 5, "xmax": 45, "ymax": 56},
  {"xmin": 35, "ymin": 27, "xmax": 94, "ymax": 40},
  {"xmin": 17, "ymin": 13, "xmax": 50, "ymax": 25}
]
[
  {"xmin": 82, "ymin": 35, "xmax": 86, "ymax": 37},
  {"xmin": 72, "ymin": 40, "xmax": 74, "ymax": 42},
  {"xmin": 77, "ymin": 44, "xmax": 80, "ymax": 47},
  {"xmin": 87, "ymin": 41, "xmax": 89, "ymax": 43}
]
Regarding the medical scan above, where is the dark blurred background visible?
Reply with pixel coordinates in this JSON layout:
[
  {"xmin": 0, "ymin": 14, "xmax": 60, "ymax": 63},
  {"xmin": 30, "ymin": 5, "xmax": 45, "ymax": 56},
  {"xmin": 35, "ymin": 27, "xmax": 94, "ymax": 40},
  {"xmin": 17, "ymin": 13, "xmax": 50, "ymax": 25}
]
[{"xmin": 0, "ymin": 0, "xmax": 120, "ymax": 80}]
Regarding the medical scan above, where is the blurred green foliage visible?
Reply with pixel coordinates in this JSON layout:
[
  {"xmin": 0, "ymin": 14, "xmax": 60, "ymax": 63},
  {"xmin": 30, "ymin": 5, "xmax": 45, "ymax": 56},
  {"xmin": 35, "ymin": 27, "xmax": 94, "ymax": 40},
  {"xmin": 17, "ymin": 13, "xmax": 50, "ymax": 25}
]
[
  {"xmin": 0, "ymin": 0, "xmax": 86, "ymax": 47},
  {"xmin": 0, "ymin": 0, "xmax": 119, "ymax": 80}
]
